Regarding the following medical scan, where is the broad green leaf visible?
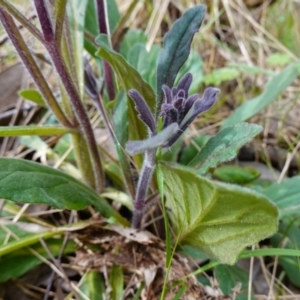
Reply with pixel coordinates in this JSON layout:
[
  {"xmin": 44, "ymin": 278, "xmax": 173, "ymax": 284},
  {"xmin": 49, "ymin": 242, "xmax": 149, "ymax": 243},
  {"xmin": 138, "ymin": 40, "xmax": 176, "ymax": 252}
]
[
  {"xmin": 67, "ymin": 0, "xmax": 88, "ymax": 96},
  {"xmin": 0, "ymin": 158, "xmax": 128, "ymax": 225},
  {"xmin": 262, "ymin": 176, "xmax": 300, "ymax": 218},
  {"xmin": 0, "ymin": 125, "xmax": 74, "ymax": 137},
  {"xmin": 96, "ymin": 42, "xmax": 156, "ymax": 112},
  {"xmin": 80, "ymin": 271, "xmax": 105, "ymax": 300},
  {"xmin": 127, "ymin": 43, "xmax": 160, "ymax": 90},
  {"xmin": 120, "ymin": 29, "xmax": 148, "ymax": 59},
  {"xmin": 271, "ymin": 222, "xmax": 300, "ymax": 288},
  {"xmin": 0, "ymin": 238, "xmax": 75, "ymax": 282},
  {"xmin": 215, "ymin": 265, "xmax": 253, "ymax": 300},
  {"xmin": 213, "ymin": 165, "xmax": 260, "ymax": 184},
  {"xmin": 156, "ymin": 5, "xmax": 206, "ymax": 109},
  {"xmin": 189, "ymin": 123, "xmax": 262, "ymax": 174},
  {"xmin": 203, "ymin": 67, "xmax": 240, "ymax": 85},
  {"xmin": 18, "ymin": 89, "xmax": 46, "ymax": 106},
  {"xmin": 159, "ymin": 162, "xmax": 278, "ymax": 264},
  {"xmin": 110, "ymin": 265, "xmax": 123, "ymax": 300},
  {"xmin": 222, "ymin": 61, "xmax": 300, "ymax": 128},
  {"xmin": 179, "ymin": 135, "xmax": 210, "ymax": 165}
]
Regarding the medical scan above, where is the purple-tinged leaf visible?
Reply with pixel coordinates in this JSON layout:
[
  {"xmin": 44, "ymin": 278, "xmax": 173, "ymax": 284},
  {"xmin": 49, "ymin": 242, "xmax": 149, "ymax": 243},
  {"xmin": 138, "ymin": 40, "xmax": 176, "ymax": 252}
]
[
  {"xmin": 128, "ymin": 89, "xmax": 156, "ymax": 133},
  {"xmin": 156, "ymin": 5, "xmax": 206, "ymax": 113},
  {"xmin": 180, "ymin": 87, "xmax": 220, "ymax": 129},
  {"xmin": 162, "ymin": 85, "xmax": 172, "ymax": 104},
  {"xmin": 176, "ymin": 89, "xmax": 186, "ymax": 99},
  {"xmin": 183, "ymin": 94, "xmax": 199, "ymax": 115},
  {"xmin": 194, "ymin": 87, "xmax": 220, "ymax": 114},
  {"xmin": 177, "ymin": 73, "xmax": 193, "ymax": 93},
  {"xmin": 174, "ymin": 98, "xmax": 183, "ymax": 110},
  {"xmin": 126, "ymin": 123, "xmax": 179, "ymax": 155},
  {"xmin": 163, "ymin": 107, "xmax": 178, "ymax": 128},
  {"xmin": 84, "ymin": 57, "xmax": 99, "ymax": 99},
  {"xmin": 164, "ymin": 88, "xmax": 219, "ymax": 148}
]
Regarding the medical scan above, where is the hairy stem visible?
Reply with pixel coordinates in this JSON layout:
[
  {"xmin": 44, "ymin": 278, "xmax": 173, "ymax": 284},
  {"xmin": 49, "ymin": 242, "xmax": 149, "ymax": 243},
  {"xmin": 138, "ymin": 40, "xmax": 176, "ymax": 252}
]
[
  {"xmin": 132, "ymin": 149, "xmax": 156, "ymax": 229},
  {"xmin": 96, "ymin": 0, "xmax": 115, "ymax": 100},
  {"xmin": 0, "ymin": 8, "xmax": 72, "ymax": 128},
  {"xmin": 0, "ymin": 0, "xmax": 43, "ymax": 43},
  {"xmin": 34, "ymin": 0, "xmax": 105, "ymax": 192}
]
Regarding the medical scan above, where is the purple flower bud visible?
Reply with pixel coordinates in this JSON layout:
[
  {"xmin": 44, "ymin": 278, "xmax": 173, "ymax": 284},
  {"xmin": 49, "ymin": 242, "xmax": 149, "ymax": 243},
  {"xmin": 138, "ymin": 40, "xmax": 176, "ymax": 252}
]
[
  {"xmin": 177, "ymin": 72, "xmax": 193, "ymax": 93},
  {"xmin": 162, "ymin": 85, "xmax": 172, "ymax": 104},
  {"xmin": 84, "ymin": 57, "xmax": 99, "ymax": 100},
  {"xmin": 128, "ymin": 89, "xmax": 156, "ymax": 133}
]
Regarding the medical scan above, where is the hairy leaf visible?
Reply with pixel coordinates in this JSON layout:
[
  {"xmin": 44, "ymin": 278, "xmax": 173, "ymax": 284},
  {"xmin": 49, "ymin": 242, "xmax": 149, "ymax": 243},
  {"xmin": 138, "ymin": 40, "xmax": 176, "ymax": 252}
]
[
  {"xmin": 262, "ymin": 176, "xmax": 300, "ymax": 218},
  {"xmin": 96, "ymin": 42, "xmax": 156, "ymax": 112},
  {"xmin": 189, "ymin": 123, "xmax": 262, "ymax": 174},
  {"xmin": 222, "ymin": 61, "xmax": 300, "ymax": 128},
  {"xmin": 156, "ymin": 5, "xmax": 206, "ymax": 109},
  {"xmin": 126, "ymin": 123, "xmax": 179, "ymax": 155},
  {"xmin": 0, "ymin": 158, "xmax": 127, "ymax": 225},
  {"xmin": 159, "ymin": 162, "xmax": 278, "ymax": 264}
]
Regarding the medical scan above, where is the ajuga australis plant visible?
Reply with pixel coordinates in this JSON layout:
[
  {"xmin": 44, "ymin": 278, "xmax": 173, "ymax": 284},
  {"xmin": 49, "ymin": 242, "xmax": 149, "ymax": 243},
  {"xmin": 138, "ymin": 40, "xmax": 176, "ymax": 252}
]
[
  {"xmin": 126, "ymin": 74, "xmax": 219, "ymax": 228},
  {"xmin": 0, "ymin": 1, "xmax": 278, "ymax": 287}
]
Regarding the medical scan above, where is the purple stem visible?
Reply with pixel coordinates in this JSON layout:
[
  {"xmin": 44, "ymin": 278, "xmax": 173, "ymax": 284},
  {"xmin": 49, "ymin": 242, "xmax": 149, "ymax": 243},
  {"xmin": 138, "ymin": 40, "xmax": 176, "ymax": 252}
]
[
  {"xmin": 96, "ymin": 0, "xmax": 115, "ymax": 100},
  {"xmin": 132, "ymin": 149, "xmax": 156, "ymax": 229},
  {"xmin": 0, "ymin": 7, "xmax": 72, "ymax": 128},
  {"xmin": 34, "ymin": 0, "xmax": 105, "ymax": 192}
]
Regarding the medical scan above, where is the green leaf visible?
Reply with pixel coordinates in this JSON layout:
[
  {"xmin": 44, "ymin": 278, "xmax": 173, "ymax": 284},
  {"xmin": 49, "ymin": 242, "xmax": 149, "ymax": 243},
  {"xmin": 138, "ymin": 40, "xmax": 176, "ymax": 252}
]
[
  {"xmin": 0, "ymin": 125, "xmax": 74, "ymax": 137},
  {"xmin": 120, "ymin": 29, "xmax": 148, "ymax": 59},
  {"xmin": 203, "ymin": 67, "xmax": 240, "ymax": 85},
  {"xmin": 80, "ymin": 271, "xmax": 105, "ymax": 300},
  {"xmin": 215, "ymin": 265, "xmax": 253, "ymax": 300},
  {"xmin": 110, "ymin": 265, "xmax": 123, "ymax": 300},
  {"xmin": 96, "ymin": 42, "xmax": 156, "ymax": 141},
  {"xmin": 271, "ymin": 222, "xmax": 300, "ymax": 288},
  {"xmin": 18, "ymin": 89, "xmax": 46, "ymax": 106},
  {"xmin": 222, "ymin": 61, "xmax": 300, "ymax": 128},
  {"xmin": 159, "ymin": 162, "xmax": 278, "ymax": 264},
  {"xmin": 179, "ymin": 135, "xmax": 210, "ymax": 165},
  {"xmin": 96, "ymin": 42, "xmax": 156, "ymax": 112},
  {"xmin": 67, "ymin": 0, "xmax": 89, "ymax": 97},
  {"xmin": 0, "ymin": 158, "xmax": 128, "ymax": 225},
  {"xmin": 189, "ymin": 123, "xmax": 262, "ymax": 174},
  {"xmin": 156, "ymin": 5, "xmax": 206, "ymax": 109},
  {"xmin": 262, "ymin": 176, "xmax": 300, "ymax": 218},
  {"xmin": 213, "ymin": 165, "xmax": 260, "ymax": 184},
  {"xmin": 267, "ymin": 52, "xmax": 293, "ymax": 67},
  {"xmin": 0, "ymin": 238, "xmax": 75, "ymax": 282}
]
